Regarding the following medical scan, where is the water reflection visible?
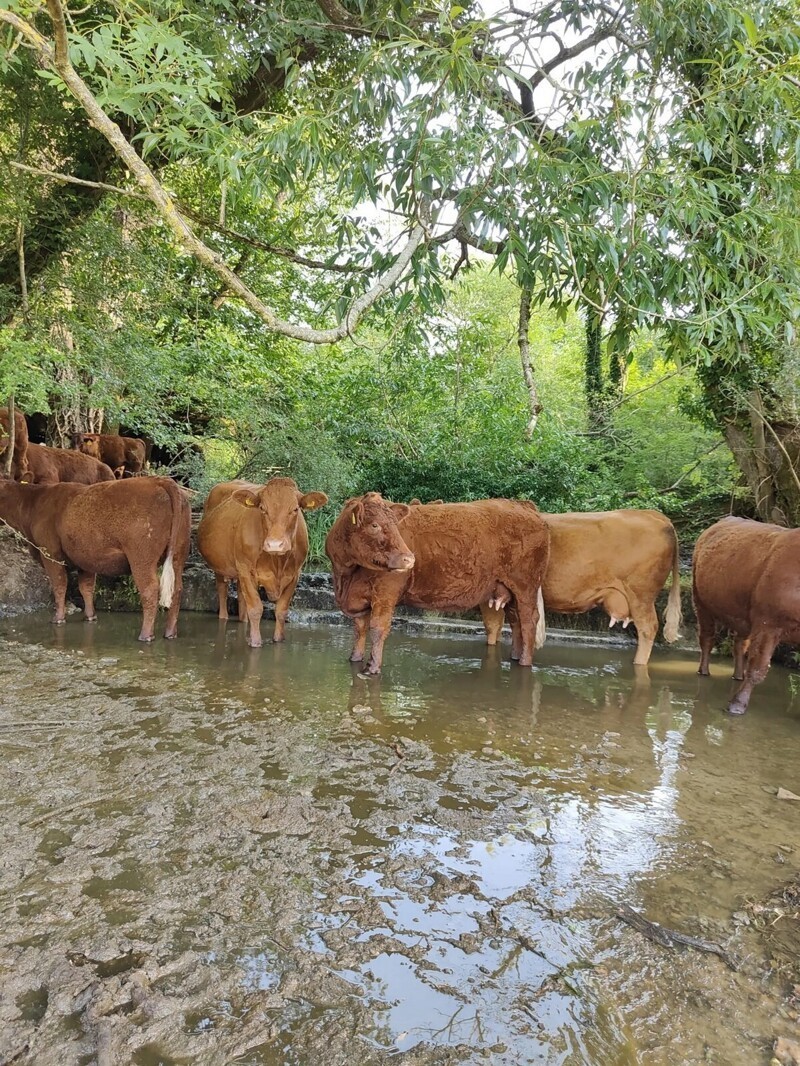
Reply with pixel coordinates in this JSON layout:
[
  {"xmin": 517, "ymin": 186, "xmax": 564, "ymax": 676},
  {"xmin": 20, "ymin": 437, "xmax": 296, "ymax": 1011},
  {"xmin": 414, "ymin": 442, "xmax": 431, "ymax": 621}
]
[{"xmin": 0, "ymin": 613, "xmax": 798, "ymax": 1065}]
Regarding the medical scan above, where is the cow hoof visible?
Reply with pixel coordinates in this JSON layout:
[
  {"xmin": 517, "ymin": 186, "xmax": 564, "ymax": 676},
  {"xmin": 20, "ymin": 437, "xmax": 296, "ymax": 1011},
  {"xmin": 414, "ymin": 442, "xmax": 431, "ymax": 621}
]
[
  {"xmin": 272, "ymin": 635, "xmax": 286, "ymax": 644},
  {"xmin": 726, "ymin": 703, "xmax": 747, "ymax": 716},
  {"xmin": 85, "ymin": 616, "xmax": 98, "ymax": 624},
  {"xmin": 164, "ymin": 632, "xmax": 177, "ymax": 640},
  {"xmin": 138, "ymin": 634, "xmax": 155, "ymax": 643},
  {"xmin": 357, "ymin": 670, "xmax": 380, "ymax": 680},
  {"xmin": 349, "ymin": 653, "xmax": 365, "ymax": 663},
  {"xmin": 698, "ymin": 668, "xmax": 710, "ymax": 677},
  {"xmin": 248, "ymin": 640, "xmax": 263, "ymax": 649},
  {"xmin": 52, "ymin": 618, "xmax": 66, "ymax": 626}
]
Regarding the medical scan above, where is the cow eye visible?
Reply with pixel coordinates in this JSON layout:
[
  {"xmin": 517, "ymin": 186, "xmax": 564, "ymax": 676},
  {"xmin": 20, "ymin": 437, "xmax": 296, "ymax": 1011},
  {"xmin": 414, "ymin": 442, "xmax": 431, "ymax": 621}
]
[{"xmin": 370, "ymin": 522, "xmax": 380, "ymax": 532}]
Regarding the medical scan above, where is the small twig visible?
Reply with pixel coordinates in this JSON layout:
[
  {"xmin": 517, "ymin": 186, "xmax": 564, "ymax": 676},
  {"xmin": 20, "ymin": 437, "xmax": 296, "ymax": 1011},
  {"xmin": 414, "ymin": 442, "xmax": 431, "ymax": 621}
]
[
  {"xmin": 616, "ymin": 902, "xmax": 739, "ymax": 970},
  {"xmin": 388, "ymin": 741, "xmax": 407, "ymax": 776}
]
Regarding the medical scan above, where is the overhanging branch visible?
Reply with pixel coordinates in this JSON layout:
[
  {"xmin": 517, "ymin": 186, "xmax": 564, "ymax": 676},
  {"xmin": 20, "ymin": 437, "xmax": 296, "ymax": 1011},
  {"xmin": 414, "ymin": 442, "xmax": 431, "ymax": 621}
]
[{"xmin": 0, "ymin": 1, "xmax": 426, "ymax": 345}]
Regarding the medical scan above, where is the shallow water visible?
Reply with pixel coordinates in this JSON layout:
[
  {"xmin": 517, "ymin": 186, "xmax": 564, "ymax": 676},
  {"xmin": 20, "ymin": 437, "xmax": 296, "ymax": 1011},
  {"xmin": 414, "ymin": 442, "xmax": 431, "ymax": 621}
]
[{"xmin": 0, "ymin": 611, "xmax": 798, "ymax": 1065}]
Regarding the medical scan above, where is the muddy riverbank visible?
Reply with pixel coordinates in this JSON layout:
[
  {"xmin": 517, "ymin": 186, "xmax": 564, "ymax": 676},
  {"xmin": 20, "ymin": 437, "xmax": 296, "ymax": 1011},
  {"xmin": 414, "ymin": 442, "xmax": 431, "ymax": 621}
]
[{"xmin": 0, "ymin": 612, "xmax": 798, "ymax": 1064}]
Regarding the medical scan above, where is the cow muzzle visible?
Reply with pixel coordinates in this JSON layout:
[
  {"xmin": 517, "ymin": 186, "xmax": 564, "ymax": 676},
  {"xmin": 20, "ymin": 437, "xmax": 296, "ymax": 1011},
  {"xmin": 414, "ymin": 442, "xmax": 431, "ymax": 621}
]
[
  {"xmin": 387, "ymin": 550, "xmax": 415, "ymax": 571},
  {"xmin": 263, "ymin": 538, "xmax": 291, "ymax": 554}
]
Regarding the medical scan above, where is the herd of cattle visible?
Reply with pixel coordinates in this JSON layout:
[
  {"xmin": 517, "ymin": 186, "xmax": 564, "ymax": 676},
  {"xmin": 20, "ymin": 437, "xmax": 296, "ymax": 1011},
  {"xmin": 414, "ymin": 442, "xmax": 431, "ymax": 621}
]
[{"xmin": 0, "ymin": 408, "xmax": 798, "ymax": 717}]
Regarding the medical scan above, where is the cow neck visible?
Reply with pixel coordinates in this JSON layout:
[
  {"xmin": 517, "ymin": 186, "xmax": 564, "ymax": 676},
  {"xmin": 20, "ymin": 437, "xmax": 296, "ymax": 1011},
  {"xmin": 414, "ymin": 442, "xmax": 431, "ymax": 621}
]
[{"xmin": 0, "ymin": 481, "xmax": 35, "ymax": 539}]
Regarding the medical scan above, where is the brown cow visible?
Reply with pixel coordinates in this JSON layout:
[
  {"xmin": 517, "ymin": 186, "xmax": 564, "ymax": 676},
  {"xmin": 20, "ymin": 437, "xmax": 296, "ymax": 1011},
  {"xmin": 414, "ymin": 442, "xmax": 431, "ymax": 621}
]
[
  {"xmin": 326, "ymin": 493, "xmax": 550, "ymax": 675},
  {"xmin": 480, "ymin": 509, "xmax": 682, "ymax": 666},
  {"xmin": 73, "ymin": 432, "xmax": 147, "ymax": 477},
  {"xmin": 0, "ymin": 476, "xmax": 190, "ymax": 640},
  {"xmin": 0, "ymin": 407, "xmax": 29, "ymax": 479},
  {"xmin": 693, "ymin": 516, "xmax": 800, "ymax": 714},
  {"xmin": 23, "ymin": 442, "xmax": 115, "ymax": 485},
  {"xmin": 197, "ymin": 478, "xmax": 328, "ymax": 647}
]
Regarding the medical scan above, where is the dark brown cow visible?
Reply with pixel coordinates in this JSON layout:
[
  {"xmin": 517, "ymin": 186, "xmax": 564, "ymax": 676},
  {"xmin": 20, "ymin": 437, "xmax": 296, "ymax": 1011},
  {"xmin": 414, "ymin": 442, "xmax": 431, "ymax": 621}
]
[
  {"xmin": 0, "ymin": 407, "xmax": 29, "ymax": 479},
  {"xmin": 73, "ymin": 432, "xmax": 147, "ymax": 478},
  {"xmin": 24, "ymin": 442, "xmax": 115, "ymax": 485},
  {"xmin": 326, "ymin": 493, "xmax": 550, "ymax": 674},
  {"xmin": 480, "ymin": 509, "xmax": 682, "ymax": 666},
  {"xmin": 197, "ymin": 478, "xmax": 328, "ymax": 647},
  {"xmin": 693, "ymin": 516, "xmax": 800, "ymax": 714},
  {"xmin": 0, "ymin": 476, "xmax": 190, "ymax": 640}
]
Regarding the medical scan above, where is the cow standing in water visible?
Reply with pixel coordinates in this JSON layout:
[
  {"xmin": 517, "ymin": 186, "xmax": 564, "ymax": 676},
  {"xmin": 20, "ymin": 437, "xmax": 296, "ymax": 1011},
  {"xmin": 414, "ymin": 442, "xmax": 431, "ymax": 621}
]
[
  {"xmin": 693, "ymin": 516, "xmax": 800, "ymax": 714},
  {"xmin": 197, "ymin": 478, "xmax": 328, "ymax": 647},
  {"xmin": 326, "ymin": 493, "xmax": 550, "ymax": 675},
  {"xmin": 0, "ymin": 476, "xmax": 190, "ymax": 640},
  {"xmin": 480, "ymin": 509, "xmax": 682, "ymax": 666}
]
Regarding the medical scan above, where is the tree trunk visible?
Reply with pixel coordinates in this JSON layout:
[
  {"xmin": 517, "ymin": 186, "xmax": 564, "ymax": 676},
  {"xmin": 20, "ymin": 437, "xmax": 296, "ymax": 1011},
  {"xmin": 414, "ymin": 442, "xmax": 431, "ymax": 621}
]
[
  {"xmin": 518, "ymin": 285, "xmax": 541, "ymax": 438},
  {"xmin": 585, "ymin": 306, "xmax": 605, "ymax": 432}
]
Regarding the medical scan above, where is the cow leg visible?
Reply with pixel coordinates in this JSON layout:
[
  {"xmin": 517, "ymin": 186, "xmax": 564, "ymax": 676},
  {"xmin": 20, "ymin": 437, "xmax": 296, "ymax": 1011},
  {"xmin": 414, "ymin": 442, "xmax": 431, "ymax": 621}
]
[
  {"xmin": 42, "ymin": 556, "xmax": 69, "ymax": 625},
  {"xmin": 163, "ymin": 548, "xmax": 186, "ymax": 640},
  {"xmin": 77, "ymin": 571, "xmax": 98, "ymax": 622},
  {"xmin": 238, "ymin": 572, "xmax": 263, "ymax": 648},
  {"xmin": 630, "ymin": 604, "xmax": 658, "ymax": 667},
  {"xmin": 350, "ymin": 612, "xmax": 370, "ymax": 662},
  {"xmin": 272, "ymin": 577, "xmax": 298, "ymax": 643},
  {"xmin": 506, "ymin": 604, "xmax": 522, "ymax": 661},
  {"xmin": 129, "ymin": 560, "xmax": 159, "ymax": 642},
  {"xmin": 480, "ymin": 602, "xmax": 505, "ymax": 647},
  {"xmin": 728, "ymin": 629, "xmax": 780, "ymax": 715},
  {"xmin": 732, "ymin": 637, "xmax": 750, "ymax": 681},
  {"xmin": 215, "ymin": 574, "xmax": 229, "ymax": 621},
  {"xmin": 237, "ymin": 582, "xmax": 247, "ymax": 623},
  {"xmin": 365, "ymin": 604, "xmax": 398, "ymax": 675},
  {"xmin": 510, "ymin": 595, "xmax": 537, "ymax": 667},
  {"xmin": 695, "ymin": 599, "xmax": 718, "ymax": 676}
]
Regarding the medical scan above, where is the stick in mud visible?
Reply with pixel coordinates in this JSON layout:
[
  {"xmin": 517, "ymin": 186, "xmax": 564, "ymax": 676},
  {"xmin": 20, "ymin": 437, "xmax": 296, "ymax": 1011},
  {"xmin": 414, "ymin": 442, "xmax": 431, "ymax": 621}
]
[{"xmin": 616, "ymin": 903, "xmax": 739, "ymax": 970}]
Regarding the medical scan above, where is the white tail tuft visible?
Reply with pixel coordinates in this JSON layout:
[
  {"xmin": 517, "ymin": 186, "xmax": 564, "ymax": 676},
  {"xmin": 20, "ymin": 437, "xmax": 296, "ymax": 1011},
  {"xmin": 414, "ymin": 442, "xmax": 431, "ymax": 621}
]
[
  {"xmin": 159, "ymin": 553, "xmax": 175, "ymax": 608},
  {"xmin": 534, "ymin": 586, "xmax": 546, "ymax": 650}
]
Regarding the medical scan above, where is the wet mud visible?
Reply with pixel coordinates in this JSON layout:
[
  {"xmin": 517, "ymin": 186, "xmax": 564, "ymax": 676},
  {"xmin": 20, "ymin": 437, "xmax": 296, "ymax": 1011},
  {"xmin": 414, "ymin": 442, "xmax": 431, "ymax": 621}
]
[{"xmin": 0, "ymin": 612, "xmax": 798, "ymax": 1064}]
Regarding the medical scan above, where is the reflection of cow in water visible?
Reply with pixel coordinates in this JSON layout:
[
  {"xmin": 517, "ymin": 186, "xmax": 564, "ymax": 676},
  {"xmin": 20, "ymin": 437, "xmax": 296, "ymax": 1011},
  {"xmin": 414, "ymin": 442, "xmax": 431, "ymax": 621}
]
[
  {"xmin": 481, "ymin": 509, "xmax": 682, "ymax": 666},
  {"xmin": 693, "ymin": 516, "xmax": 800, "ymax": 714}
]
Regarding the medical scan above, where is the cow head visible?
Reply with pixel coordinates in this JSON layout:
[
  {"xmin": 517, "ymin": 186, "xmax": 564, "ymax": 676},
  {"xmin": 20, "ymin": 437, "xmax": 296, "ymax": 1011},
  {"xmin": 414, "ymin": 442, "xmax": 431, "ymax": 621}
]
[
  {"xmin": 337, "ymin": 492, "xmax": 416, "ymax": 571},
  {"xmin": 231, "ymin": 477, "xmax": 328, "ymax": 555},
  {"xmin": 77, "ymin": 434, "xmax": 102, "ymax": 461}
]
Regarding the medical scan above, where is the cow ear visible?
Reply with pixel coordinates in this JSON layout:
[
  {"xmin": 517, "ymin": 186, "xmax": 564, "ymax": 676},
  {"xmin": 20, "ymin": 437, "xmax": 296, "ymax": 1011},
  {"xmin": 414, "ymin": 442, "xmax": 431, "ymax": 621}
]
[
  {"xmin": 390, "ymin": 503, "xmax": 411, "ymax": 522},
  {"xmin": 348, "ymin": 499, "xmax": 365, "ymax": 526},
  {"xmin": 232, "ymin": 488, "xmax": 259, "ymax": 509},
  {"xmin": 299, "ymin": 491, "xmax": 328, "ymax": 511}
]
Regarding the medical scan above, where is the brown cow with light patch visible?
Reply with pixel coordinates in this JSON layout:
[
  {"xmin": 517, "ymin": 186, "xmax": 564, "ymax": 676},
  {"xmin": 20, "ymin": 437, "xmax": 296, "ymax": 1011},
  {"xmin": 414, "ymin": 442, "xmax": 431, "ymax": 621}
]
[
  {"xmin": 0, "ymin": 476, "xmax": 190, "ymax": 640},
  {"xmin": 0, "ymin": 407, "xmax": 29, "ymax": 480},
  {"xmin": 24, "ymin": 442, "xmax": 115, "ymax": 485},
  {"xmin": 73, "ymin": 432, "xmax": 146, "ymax": 478},
  {"xmin": 197, "ymin": 478, "xmax": 328, "ymax": 647},
  {"xmin": 326, "ymin": 493, "xmax": 550, "ymax": 675},
  {"xmin": 480, "ymin": 509, "xmax": 682, "ymax": 666},
  {"xmin": 693, "ymin": 516, "xmax": 800, "ymax": 715}
]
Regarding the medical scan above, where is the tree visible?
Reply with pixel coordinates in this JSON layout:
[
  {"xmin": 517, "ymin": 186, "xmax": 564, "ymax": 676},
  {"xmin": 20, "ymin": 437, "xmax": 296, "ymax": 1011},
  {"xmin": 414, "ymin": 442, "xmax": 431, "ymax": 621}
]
[{"xmin": 1, "ymin": 0, "xmax": 798, "ymax": 516}]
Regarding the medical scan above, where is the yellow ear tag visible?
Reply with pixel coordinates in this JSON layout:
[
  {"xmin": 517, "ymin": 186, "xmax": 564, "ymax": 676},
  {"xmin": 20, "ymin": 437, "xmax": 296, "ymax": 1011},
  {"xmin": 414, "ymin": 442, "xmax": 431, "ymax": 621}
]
[
  {"xmin": 307, "ymin": 501, "xmax": 316, "ymax": 510},
  {"xmin": 351, "ymin": 512, "xmax": 356, "ymax": 525},
  {"xmin": 245, "ymin": 498, "xmax": 254, "ymax": 507}
]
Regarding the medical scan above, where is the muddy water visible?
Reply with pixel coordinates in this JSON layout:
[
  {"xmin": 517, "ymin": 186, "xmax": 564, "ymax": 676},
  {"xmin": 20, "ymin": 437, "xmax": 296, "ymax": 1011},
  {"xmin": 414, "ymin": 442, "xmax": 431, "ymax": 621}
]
[{"xmin": 0, "ymin": 612, "xmax": 798, "ymax": 1065}]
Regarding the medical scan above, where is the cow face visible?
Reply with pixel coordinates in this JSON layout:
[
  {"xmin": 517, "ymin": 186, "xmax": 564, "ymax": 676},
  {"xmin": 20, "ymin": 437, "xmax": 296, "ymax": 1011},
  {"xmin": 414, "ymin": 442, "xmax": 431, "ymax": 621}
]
[
  {"xmin": 77, "ymin": 435, "xmax": 102, "ymax": 461},
  {"xmin": 342, "ymin": 493, "xmax": 416, "ymax": 571},
  {"xmin": 232, "ymin": 477, "xmax": 328, "ymax": 555}
]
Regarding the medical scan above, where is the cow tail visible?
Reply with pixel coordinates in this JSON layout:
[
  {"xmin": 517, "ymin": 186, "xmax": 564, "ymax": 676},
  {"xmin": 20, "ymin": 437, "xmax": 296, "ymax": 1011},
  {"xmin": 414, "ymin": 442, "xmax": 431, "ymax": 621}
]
[
  {"xmin": 662, "ymin": 527, "xmax": 682, "ymax": 643},
  {"xmin": 534, "ymin": 586, "xmax": 546, "ymax": 650},
  {"xmin": 159, "ymin": 478, "xmax": 184, "ymax": 609}
]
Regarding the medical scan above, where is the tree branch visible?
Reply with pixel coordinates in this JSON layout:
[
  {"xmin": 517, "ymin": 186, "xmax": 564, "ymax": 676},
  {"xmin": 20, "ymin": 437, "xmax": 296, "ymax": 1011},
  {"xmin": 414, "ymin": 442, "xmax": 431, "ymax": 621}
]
[{"xmin": 0, "ymin": 1, "xmax": 425, "ymax": 345}]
